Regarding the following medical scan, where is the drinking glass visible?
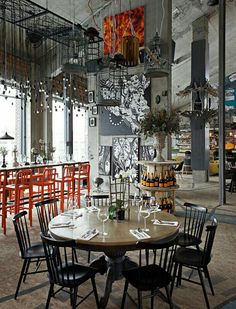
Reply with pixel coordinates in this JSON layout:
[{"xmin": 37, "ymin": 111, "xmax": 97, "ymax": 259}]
[
  {"xmin": 97, "ymin": 207, "xmax": 109, "ymax": 236},
  {"xmin": 150, "ymin": 197, "xmax": 160, "ymax": 221},
  {"xmin": 139, "ymin": 202, "xmax": 151, "ymax": 231}
]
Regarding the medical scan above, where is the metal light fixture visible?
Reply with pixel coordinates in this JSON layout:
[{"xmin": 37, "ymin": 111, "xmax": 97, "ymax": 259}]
[
  {"xmin": 0, "ymin": 131, "xmax": 14, "ymax": 140},
  {"xmin": 207, "ymin": 0, "xmax": 219, "ymax": 6}
]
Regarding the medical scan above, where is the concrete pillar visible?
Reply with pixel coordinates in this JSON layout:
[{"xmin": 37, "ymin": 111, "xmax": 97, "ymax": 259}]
[{"xmin": 191, "ymin": 16, "xmax": 210, "ymax": 183}]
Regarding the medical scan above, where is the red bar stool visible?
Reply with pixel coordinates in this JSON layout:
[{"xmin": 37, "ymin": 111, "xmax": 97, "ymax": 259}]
[
  {"xmin": 0, "ymin": 171, "xmax": 7, "ymax": 231},
  {"xmin": 55, "ymin": 165, "xmax": 75, "ymax": 212},
  {"xmin": 2, "ymin": 169, "xmax": 33, "ymax": 234},
  {"xmin": 74, "ymin": 163, "xmax": 90, "ymax": 208},
  {"xmin": 33, "ymin": 167, "xmax": 57, "ymax": 203}
]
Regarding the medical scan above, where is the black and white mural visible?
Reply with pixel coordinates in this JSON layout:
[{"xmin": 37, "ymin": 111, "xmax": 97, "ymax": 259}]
[
  {"xmin": 98, "ymin": 146, "xmax": 111, "ymax": 176},
  {"xmin": 140, "ymin": 145, "xmax": 155, "ymax": 161},
  {"xmin": 112, "ymin": 137, "xmax": 140, "ymax": 178},
  {"xmin": 100, "ymin": 74, "xmax": 151, "ymax": 135}
]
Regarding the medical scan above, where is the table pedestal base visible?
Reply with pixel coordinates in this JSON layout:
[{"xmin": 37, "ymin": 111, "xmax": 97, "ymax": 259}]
[{"xmin": 90, "ymin": 251, "xmax": 137, "ymax": 308}]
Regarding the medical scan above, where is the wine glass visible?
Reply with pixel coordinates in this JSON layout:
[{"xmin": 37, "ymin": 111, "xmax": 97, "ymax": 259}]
[
  {"xmin": 150, "ymin": 196, "xmax": 160, "ymax": 221},
  {"xmin": 97, "ymin": 207, "xmax": 109, "ymax": 236},
  {"xmin": 139, "ymin": 202, "xmax": 151, "ymax": 232}
]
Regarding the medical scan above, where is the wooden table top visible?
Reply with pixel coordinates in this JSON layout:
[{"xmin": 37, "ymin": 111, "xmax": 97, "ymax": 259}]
[{"xmin": 49, "ymin": 208, "xmax": 179, "ymax": 252}]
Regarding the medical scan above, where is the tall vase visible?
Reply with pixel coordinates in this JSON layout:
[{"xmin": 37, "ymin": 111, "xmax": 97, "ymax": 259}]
[{"xmin": 153, "ymin": 132, "xmax": 167, "ymax": 162}]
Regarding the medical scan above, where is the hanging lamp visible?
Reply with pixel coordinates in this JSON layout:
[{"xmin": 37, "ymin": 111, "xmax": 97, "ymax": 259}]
[{"xmin": 0, "ymin": 131, "xmax": 14, "ymax": 140}]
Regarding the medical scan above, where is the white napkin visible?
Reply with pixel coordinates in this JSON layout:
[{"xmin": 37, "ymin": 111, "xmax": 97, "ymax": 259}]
[
  {"xmin": 153, "ymin": 220, "xmax": 178, "ymax": 226},
  {"xmin": 80, "ymin": 229, "xmax": 99, "ymax": 240},
  {"xmin": 86, "ymin": 206, "xmax": 99, "ymax": 213},
  {"xmin": 50, "ymin": 221, "xmax": 75, "ymax": 229},
  {"xmin": 130, "ymin": 229, "xmax": 151, "ymax": 240}
]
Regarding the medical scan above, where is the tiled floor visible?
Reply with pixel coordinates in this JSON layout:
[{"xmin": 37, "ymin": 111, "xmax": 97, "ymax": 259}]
[{"xmin": 0, "ymin": 176, "xmax": 235, "ymax": 309}]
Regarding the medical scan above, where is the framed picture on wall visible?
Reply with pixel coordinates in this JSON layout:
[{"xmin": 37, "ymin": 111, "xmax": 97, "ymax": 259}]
[
  {"xmin": 92, "ymin": 105, "xmax": 98, "ymax": 115},
  {"xmin": 88, "ymin": 90, "xmax": 95, "ymax": 103},
  {"xmin": 89, "ymin": 117, "xmax": 96, "ymax": 127}
]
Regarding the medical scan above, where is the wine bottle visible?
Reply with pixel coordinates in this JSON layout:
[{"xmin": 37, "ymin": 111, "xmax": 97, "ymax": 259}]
[
  {"xmin": 172, "ymin": 172, "xmax": 177, "ymax": 186},
  {"xmin": 159, "ymin": 172, "xmax": 164, "ymax": 188},
  {"xmin": 146, "ymin": 172, "xmax": 151, "ymax": 187},
  {"xmin": 164, "ymin": 171, "xmax": 168, "ymax": 188},
  {"xmin": 154, "ymin": 172, "xmax": 159, "ymax": 187},
  {"xmin": 150, "ymin": 173, "xmax": 155, "ymax": 187}
]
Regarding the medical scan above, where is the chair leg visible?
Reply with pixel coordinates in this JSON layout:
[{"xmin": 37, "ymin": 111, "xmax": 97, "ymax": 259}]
[
  {"xmin": 72, "ymin": 286, "xmax": 78, "ymax": 309},
  {"xmin": 177, "ymin": 264, "xmax": 182, "ymax": 287},
  {"xmin": 165, "ymin": 286, "xmax": 173, "ymax": 309},
  {"xmin": 204, "ymin": 266, "xmax": 215, "ymax": 296},
  {"xmin": 23, "ymin": 259, "xmax": 31, "ymax": 282},
  {"xmin": 121, "ymin": 280, "xmax": 129, "ymax": 309},
  {"xmin": 197, "ymin": 267, "xmax": 210, "ymax": 309},
  {"xmin": 87, "ymin": 250, "xmax": 91, "ymax": 263},
  {"xmin": 15, "ymin": 259, "xmax": 28, "ymax": 299},
  {"xmin": 45, "ymin": 283, "xmax": 54, "ymax": 309},
  {"xmin": 91, "ymin": 277, "xmax": 100, "ymax": 309},
  {"xmin": 137, "ymin": 290, "xmax": 143, "ymax": 309},
  {"xmin": 151, "ymin": 289, "xmax": 154, "ymax": 309},
  {"xmin": 170, "ymin": 262, "xmax": 178, "ymax": 296}
]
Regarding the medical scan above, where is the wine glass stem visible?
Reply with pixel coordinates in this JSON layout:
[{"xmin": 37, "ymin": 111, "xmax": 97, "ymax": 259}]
[
  {"xmin": 144, "ymin": 218, "xmax": 147, "ymax": 231},
  {"xmin": 102, "ymin": 220, "xmax": 105, "ymax": 235}
]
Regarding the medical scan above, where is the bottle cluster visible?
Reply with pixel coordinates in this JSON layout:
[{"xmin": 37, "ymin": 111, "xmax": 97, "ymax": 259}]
[
  {"xmin": 158, "ymin": 197, "xmax": 173, "ymax": 211},
  {"xmin": 141, "ymin": 170, "xmax": 176, "ymax": 188}
]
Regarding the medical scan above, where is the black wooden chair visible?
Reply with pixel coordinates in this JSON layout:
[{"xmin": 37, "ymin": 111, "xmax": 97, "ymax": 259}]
[
  {"xmin": 12, "ymin": 211, "xmax": 48, "ymax": 299},
  {"xmin": 171, "ymin": 218, "xmax": 218, "ymax": 309},
  {"xmin": 89, "ymin": 194, "xmax": 110, "ymax": 208},
  {"xmin": 41, "ymin": 233, "xmax": 100, "ymax": 309},
  {"xmin": 178, "ymin": 202, "xmax": 208, "ymax": 248},
  {"xmin": 35, "ymin": 198, "xmax": 59, "ymax": 235},
  {"xmin": 121, "ymin": 236, "xmax": 178, "ymax": 309}
]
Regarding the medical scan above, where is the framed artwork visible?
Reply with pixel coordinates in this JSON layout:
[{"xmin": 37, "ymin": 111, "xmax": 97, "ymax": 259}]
[
  {"xmin": 104, "ymin": 6, "xmax": 144, "ymax": 55},
  {"xmin": 92, "ymin": 105, "xmax": 98, "ymax": 115},
  {"xmin": 111, "ymin": 137, "xmax": 140, "ymax": 178},
  {"xmin": 89, "ymin": 117, "xmax": 96, "ymax": 127},
  {"xmin": 99, "ymin": 74, "xmax": 151, "ymax": 136},
  {"xmin": 99, "ymin": 146, "xmax": 112, "ymax": 176},
  {"xmin": 88, "ymin": 90, "xmax": 95, "ymax": 103}
]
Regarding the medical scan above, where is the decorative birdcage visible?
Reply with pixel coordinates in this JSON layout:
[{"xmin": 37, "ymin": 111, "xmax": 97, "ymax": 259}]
[
  {"xmin": 85, "ymin": 27, "xmax": 103, "ymax": 73},
  {"xmin": 144, "ymin": 32, "xmax": 170, "ymax": 78},
  {"xmin": 61, "ymin": 26, "xmax": 87, "ymax": 74}
]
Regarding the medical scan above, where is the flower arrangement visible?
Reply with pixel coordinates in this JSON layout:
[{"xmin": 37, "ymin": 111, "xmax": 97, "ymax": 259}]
[
  {"xmin": 114, "ymin": 167, "xmax": 137, "ymax": 181},
  {"xmin": 139, "ymin": 107, "xmax": 181, "ymax": 138},
  {"xmin": 0, "ymin": 146, "xmax": 8, "ymax": 156}
]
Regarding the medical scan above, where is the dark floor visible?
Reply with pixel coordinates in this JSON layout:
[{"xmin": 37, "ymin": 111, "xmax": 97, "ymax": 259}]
[{"xmin": 0, "ymin": 176, "xmax": 235, "ymax": 309}]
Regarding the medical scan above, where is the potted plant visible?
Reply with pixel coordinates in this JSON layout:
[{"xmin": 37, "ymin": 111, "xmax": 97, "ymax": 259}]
[
  {"xmin": 108, "ymin": 199, "xmax": 126, "ymax": 220},
  {"xmin": 139, "ymin": 107, "xmax": 180, "ymax": 161}
]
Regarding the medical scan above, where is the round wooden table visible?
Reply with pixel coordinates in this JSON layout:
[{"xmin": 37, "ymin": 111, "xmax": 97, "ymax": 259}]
[{"xmin": 49, "ymin": 208, "xmax": 179, "ymax": 308}]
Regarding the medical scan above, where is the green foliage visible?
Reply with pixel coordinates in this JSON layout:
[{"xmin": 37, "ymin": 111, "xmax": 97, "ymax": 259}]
[{"xmin": 139, "ymin": 108, "xmax": 181, "ymax": 137}]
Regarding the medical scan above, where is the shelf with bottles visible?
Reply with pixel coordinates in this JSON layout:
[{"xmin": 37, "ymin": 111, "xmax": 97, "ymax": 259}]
[
  {"xmin": 175, "ymin": 131, "xmax": 191, "ymax": 154},
  {"xmin": 139, "ymin": 169, "xmax": 179, "ymax": 191}
]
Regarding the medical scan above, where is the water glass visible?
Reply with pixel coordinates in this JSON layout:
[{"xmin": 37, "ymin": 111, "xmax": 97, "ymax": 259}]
[
  {"xmin": 97, "ymin": 207, "xmax": 109, "ymax": 236},
  {"xmin": 139, "ymin": 203, "xmax": 151, "ymax": 231}
]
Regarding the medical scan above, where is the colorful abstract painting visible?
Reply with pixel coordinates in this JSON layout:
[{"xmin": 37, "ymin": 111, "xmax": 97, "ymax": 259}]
[{"xmin": 104, "ymin": 6, "xmax": 144, "ymax": 55}]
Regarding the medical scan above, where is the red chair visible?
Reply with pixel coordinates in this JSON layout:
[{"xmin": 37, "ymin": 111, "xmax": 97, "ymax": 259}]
[
  {"xmin": 33, "ymin": 168, "xmax": 57, "ymax": 203},
  {"xmin": 74, "ymin": 163, "xmax": 90, "ymax": 207},
  {"xmin": 2, "ymin": 169, "xmax": 33, "ymax": 234},
  {"xmin": 55, "ymin": 165, "xmax": 75, "ymax": 212}
]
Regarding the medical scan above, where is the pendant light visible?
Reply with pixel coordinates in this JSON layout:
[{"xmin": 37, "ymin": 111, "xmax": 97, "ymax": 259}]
[{"xmin": 0, "ymin": 131, "xmax": 14, "ymax": 140}]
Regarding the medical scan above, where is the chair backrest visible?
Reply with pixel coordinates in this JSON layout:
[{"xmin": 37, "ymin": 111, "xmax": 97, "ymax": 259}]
[
  {"xmin": 202, "ymin": 217, "xmax": 218, "ymax": 265},
  {"xmin": 12, "ymin": 211, "xmax": 31, "ymax": 257},
  {"xmin": 35, "ymin": 198, "xmax": 59, "ymax": 235},
  {"xmin": 137, "ymin": 235, "xmax": 178, "ymax": 273},
  {"xmin": 88, "ymin": 194, "xmax": 110, "ymax": 208},
  {"xmin": 109, "ymin": 176, "xmax": 130, "ymax": 207},
  {"xmin": 15, "ymin": 169, "xmax": 32, "ymax": 186},
  {"xmin": 175, "ymin": 161, "xmax": 184, "ymax": 172},
  {"xmin": 41, "ymin": 233, "xmax": 78, "ymax": 286},
  {"xmin": 182, "ymin": 202, "xmax": 208, "ymax": 241},
  {"xmin": 78, "ymin": 163, "xmax": 90, "ymax": 176},
  {"xmin": 62, "ymin": 165, "xmax": 75, "ymax": 180},
  {"xmin": 42, "ymin": 168, "xmax": 57, "ymax": 182}
]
